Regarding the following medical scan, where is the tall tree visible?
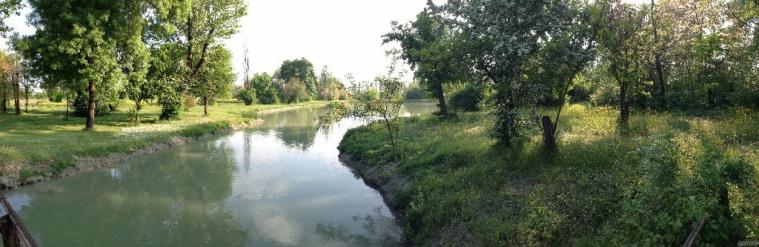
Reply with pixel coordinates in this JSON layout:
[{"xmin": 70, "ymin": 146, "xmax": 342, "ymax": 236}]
[
  {"xmin": 446, "ymin": 0, "xmax": 572, "ymax": 144},
  {"xmin": 19, "ymin": 0, "xmax": 131, "ymax": 130},
  {"xmin": 191, "ymin": 46, "xmax": 234, "ymax": 116},
  {"xmin": 649, "ymin": 0, "xmax": 667, "ymax": 110},
  {"xmin": 384, "ymin": 5, "xmax": 467, "ymax": 116},
  {"xmin": 527, "ymin": 0, "xmax": 598, "ymax": 150},
  {"xmin": 275, "ymin": 58, "xmax": 318, "ymax": 98},
  {"xmin": 595, "ymin": 0, "xmax": 646, "ymax": 127},
  {"xmin": 179, "ymin": 0, "xmax": 246, "ymax": 94}
]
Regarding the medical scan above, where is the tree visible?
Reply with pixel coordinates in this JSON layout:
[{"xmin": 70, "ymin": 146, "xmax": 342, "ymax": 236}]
[
  {"xmin": 446, "ymin": 0, "xmax": 573, "ymax": 144},
  {"xmin": 649, "ymin": 0, "xmax": 667, "ymax": 110},
  {"xmin": 242, "ymin": 42, "xmax": 251, "ymax": 90},
  {"xmin": 19, "ymin": 0, "xmax": 131, "ymax": 130},
  {"xmin": 7, "ymin": 55, "xmax": 20, "ymax": 115},
  {"xmin": 250, "ymin": 73, "xmax": 279, "ymax": 104},
  {"xmin": 282, "ymin": 78, "xmax": 310, "ymax": 104},
  {"xmin": 0, "ymin": 49, "xmax": 9, "ymax": 113},
  {"xmin": 115, "ymin": 0, "xmax": 152, "ymax": 125},
  {"xmin": 20, "ymin": 63, "xmax": 35, "ymax": 113},
  {"xmin": 595, "ymin": 0, "xmax": 646, "ymax": 127},
  {"xmin": 152, "ymin": 0, "xmax": 246, "ymax": 118},
  {"xmin": 0, "ymin": 0, "xmax": 21, "ymax": 35},
  {"xmin": 317, "ymin": 66, "xmax": 345, "ymax": 100},
  {"xmin": 191, "ymin": 46, "xmax": 234, "ymax": 116},
  {"xmin": 526, "ymin": 0, "xmax": 598, "ymax": 150},
  {"xmin": 324, "ymin": 64, "xmax": 406, "ymax": 156},
  {"xmin": 275, "ymin": 58, "xmax": 318, "ymax": 98},
  {"xmin": 384, "ymin": 5, "xmax": 467, "ymax": 116}
]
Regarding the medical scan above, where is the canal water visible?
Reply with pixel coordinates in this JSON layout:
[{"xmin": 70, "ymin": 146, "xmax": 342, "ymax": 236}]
[{"xmin": 6, "ymin": 102, "xmax": 436, "ymax": 247}]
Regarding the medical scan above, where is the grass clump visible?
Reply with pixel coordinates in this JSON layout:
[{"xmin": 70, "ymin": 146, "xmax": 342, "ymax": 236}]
[{"xmin": 339, "ymin": 104, "xmax": 759, "ymax": 246}]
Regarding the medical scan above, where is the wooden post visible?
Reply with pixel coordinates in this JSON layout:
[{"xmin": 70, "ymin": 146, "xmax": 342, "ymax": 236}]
[
  {"xmin": 0, "ymin": 195, "xmax": 38, "ymax": 247},
  {"xmin": 0, "ymin": 215, "xmax": 19, "ymax": 247}
]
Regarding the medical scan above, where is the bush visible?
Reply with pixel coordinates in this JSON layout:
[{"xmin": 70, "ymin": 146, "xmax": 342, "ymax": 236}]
[
  {"xmin": 241, "ymin": 109, "xmax": 260, "ymax": 119},
  {"xmin": 283, "ymin": 79, "xmax": 310, "ymax": 104},
  {"xmin": 569, "ymin": 85, "xmax": 591, "ymax": 103},
  {"xmin": 590, "ymin": 82, "xmax": 618, "ymax": 106},
  {"xmin": 183, "ymin": 94, "xmax": 196, "ymax": 110},
  {"xmin": 159, "ymin": 93, "xmax": 182, "ymax": 120},
  {"xmin": 258, "ymin": 87, "xmax": 279, "ymax": 104},
  {"xmin": 236, "ymin": 89, "xmax": 257, "ymax": 105},
  {"xmin": 450, "ymin": 84, "xmax": 484, "ymax": 112}
]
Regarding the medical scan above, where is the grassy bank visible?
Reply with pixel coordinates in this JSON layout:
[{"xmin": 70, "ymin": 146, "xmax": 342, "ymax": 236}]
[
  {"xmin": 0, "ymin": 100, "xmax": 327, "ymax": 181},
  {"xmin": 338, "ymin": 104, "xmax": 759, "ymax": 246}
]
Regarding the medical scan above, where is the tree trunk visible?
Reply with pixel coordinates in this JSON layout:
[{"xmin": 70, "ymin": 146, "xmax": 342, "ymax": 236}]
[
  {"xmin": 65, "ymin": 96, "xmax": 70, "ymax": 120},
  {"xmin": 619, "ymin": 82, "xmax": 629, "ymax": 125},
  {"xmin": 435, "ymin": 84, "xmax": 448, "ymax": 116},
  {"xmin": 541, "ymin": 116, "xmax": 556, "ymax": 151},
  {"xmin": 85, "ymin": 80, "xmax": 96, "ymax": 131},
  {"xmin": 203, "ymin": 97, "xmax": 209, "ymax": 116},
  {"xmin": 13, "ymin": 76, "xmax": 20, "ymax": 115},
  {"xmin": 1, "ymin": 80, "xmax": 6, "ymax": 113},
  {"xmin": 23, "ymin": 87, "xmax": 29, "ymax": 113},
  {"xmin": 651, "ymin": 0, "xmax": 666, "ymax": 110}
]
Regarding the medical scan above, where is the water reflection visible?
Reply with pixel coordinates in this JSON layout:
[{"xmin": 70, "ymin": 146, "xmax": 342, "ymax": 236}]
[
  {"xmin": 10, "ymin": 142, "xmax": 246, "ymax": 246},
  {"xmin": 7, "ymin": 102, "xmax": 436, "ymax": 246},
  {"xmin": 315, "ymin": 207, "xmax": 401, "ymax": 247}
]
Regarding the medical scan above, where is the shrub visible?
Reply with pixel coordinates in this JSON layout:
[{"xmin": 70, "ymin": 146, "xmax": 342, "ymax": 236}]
[
  {"xmin": 569, "ymin": 84, "xmax": 591, "ymax": 103},
  {"xmin": 283, "ymin": 79, "xmax": 310, "ymax": 104},
  {"xmin": 450, "ymin": 84, "xmax": 484, "ymax": 112},
  {"xmin": 241, "ymin": 109, "xmax": 260, "ymax": 119},
  {"xmin": 183, "ymin": 94, "xmax": 196, "ymax": 110},
  {"xmin": 258, "ymin": 87, "xmax": 279, "ymax": 104},
  {"xmin": 236, "ymin": 89, "xmax": 257, "ymax": 105},
  {"xmin": 159, "ymin": 93, "xmax": 182, "ymax": 120}
]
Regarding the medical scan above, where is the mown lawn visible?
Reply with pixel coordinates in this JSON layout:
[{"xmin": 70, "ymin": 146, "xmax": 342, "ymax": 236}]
[
  {"xmin": 0, "ymin": 99, "xmax": 327, "ymax": 171},
  {"xmin": 339, "ymin": 104, "xmax": 759, "ymax": 246}
]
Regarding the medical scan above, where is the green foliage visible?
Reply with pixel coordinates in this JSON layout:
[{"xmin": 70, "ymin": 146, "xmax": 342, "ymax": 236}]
[
  {"xmin": 282, "ymin": 79, "xmax": 311, "ymax": 104},
  {"xmin": 384, "ymin": 6, "xmax": 468, "ymax": 115},
  {"xmin": 158, "ymin": 91, "xmax": 182, "ymax": 120},
  {"xmin": 339, "ymin": 105, "xmax": 759, "ymax": 246},
  {"xmin": 404, "ymin": 82, "xmax": 429, "ymax": 100},
  {"xmin": 250, "ymin": 73, "xmax": 279, "ymax": 104},
  {"xmin": 235, "ymin": 89, "xmax": 256, "ymax": 106},
  {"xmin": 275, "ymin": 58, "xmax": 318, "ymax": 98},
  {"xmin": 240, "ymin": 109, "xmax": 259, "ymax": 119},
  {"xmin": 72, "ymin": 92, "xmax": 111, "ymax": 117},
  {"xmin": 317, "ymin": 66, "xmax": 346, "ymax": 100},
  {"xmin": 0, "ymin": 0, "xmax": 21, "ymax": 35},
  {"xmin": 190, "ymin": 46, "xmax": 235, "ymax": 113},
  {"xmin": 449, "ymin": 84, "xmax": 484, "ymax": 112}
]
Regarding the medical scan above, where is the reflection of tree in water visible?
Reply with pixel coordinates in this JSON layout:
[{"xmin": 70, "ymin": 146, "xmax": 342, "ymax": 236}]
[
  {"xmin": 276, "ymin": 126, "xmax": 318, "ymax": 151},
  {"xmin": 257, "ymin": 108, "xmax": 323, "ymax": 151},
  {"xmin": 314, "ymin": 207, "xmax": 402, "ymax": 247},
  {"xmin": 16, "ymin": 142, "xmax": 247, "ymax": 246}
]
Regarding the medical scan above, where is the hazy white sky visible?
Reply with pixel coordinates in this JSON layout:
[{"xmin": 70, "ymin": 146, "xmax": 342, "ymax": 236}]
[{"xmin": 2, "ymin": 0, "xmax": 647, "ymax": 84}]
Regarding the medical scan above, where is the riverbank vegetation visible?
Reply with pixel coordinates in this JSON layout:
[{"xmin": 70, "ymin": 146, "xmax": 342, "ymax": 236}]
[
  {"xmin": 340, "ymin": 105, "xmax": 759, "ymax": 245},
  {"xmin": 334, "ymin": 0, "xmax": 759, "ymax": 246}
]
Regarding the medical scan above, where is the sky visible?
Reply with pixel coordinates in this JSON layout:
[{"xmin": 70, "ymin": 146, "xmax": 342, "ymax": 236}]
[{"xmin": 1, "ymin": 0, "xmax": 647, "ymax": 85}]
